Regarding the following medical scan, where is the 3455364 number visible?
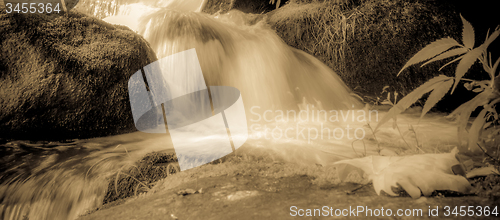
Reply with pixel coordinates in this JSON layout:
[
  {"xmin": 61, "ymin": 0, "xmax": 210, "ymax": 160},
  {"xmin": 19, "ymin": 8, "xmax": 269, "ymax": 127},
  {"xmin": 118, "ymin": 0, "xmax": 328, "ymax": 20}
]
[{"xmin": 5, "ymin": 3, "xmax": 62, "ymax": 13}]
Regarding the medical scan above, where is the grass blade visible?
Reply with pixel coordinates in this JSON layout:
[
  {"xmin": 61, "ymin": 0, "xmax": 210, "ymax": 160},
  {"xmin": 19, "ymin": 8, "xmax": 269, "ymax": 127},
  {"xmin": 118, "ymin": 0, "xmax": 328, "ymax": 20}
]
[
  {"xmin": 421, "ymin": 79, "xmax": 454, "ymax": 118},
  {"xmin": 115, "ymin": 166, "xmax": 125, "ymax": 195},
  {"xmin": 397, "ymin": 38, "xmax": 461, "ymax": 76},
  {"xmin": 460, "ymin": 14, "xmax": 475, "ymax": 49}
]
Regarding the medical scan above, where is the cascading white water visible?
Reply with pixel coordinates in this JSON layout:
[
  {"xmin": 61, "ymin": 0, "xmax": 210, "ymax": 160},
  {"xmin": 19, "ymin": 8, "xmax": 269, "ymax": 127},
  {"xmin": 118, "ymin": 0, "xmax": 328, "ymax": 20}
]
[{"xmin": 0, "ymin": 1, "xmax": 462, "ymax": 220}]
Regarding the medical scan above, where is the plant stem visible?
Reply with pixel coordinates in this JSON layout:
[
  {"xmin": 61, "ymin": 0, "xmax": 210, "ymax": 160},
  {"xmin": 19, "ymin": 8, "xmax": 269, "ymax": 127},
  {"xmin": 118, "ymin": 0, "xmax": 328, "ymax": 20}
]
[
  {"xmin": 395, "ymin": 123, "xmax": 411, "ymax": 150},
  {"xmin": 409, "ymin": 125, "xmax": 426, "ymax": 153},
  {"xmin": 395, "ymin": 123, "xmax": 425, "ymax": 153},
  {"xmin": 366, "ymin": 123, "xmax": 381, "ymax": 151}
]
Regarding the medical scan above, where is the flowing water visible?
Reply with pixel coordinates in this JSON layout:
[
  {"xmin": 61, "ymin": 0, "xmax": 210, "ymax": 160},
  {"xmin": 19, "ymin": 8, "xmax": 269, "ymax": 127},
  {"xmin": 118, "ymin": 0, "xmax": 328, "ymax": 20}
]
[{"xmin": 0, "ymin": 1, "xmax": 463, "ymax": 220}]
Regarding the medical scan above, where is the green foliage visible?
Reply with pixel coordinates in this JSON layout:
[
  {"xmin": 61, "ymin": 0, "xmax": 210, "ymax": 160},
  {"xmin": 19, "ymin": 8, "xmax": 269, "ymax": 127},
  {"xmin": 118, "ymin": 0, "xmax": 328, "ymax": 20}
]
[{"xmin": 377, "ymin": 15, "xmax": 500, "ymax": 154}]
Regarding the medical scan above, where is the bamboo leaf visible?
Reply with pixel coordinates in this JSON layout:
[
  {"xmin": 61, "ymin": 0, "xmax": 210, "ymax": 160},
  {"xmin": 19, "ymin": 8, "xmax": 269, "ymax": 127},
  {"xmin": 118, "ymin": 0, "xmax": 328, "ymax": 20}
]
[
  {"xmin": 421, "ymin": 79, "xmax": 454, "ymax": 118},
  {"xmin": 460, "ymin": 14, "xmax": 475, "ymax": 49},
  {"xmin": 467, "ymin": 108, "xmax": 487, "ymax": 152},
  {"xmin": 375, "ymin": 75, "xmax": 451, "ymax": 131},
  {"xmin": 420, "ymin": 47, "xmax": 468, "ymax": 68},
  {"xmin": 398, "ymin": 38, "xmax": 461, "ymax": 76},
  {"xmin": 451, "ymin": 46, "xmax": 485, "ymax": 94}
]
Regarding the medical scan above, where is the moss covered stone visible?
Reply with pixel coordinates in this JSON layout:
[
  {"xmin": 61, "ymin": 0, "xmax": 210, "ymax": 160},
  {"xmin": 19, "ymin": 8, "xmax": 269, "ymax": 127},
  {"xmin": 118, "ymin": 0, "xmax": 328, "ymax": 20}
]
[
  {"xmin": 269, "ymin": 0, "xmax": 464, "ymax": 105},
  {"xmin": 203, "ymin": 0, "xmax": 285, "ymax": 15},
  {"xmin": 0, "ymin": 9, "xmax": 157, "ymax": 140}
]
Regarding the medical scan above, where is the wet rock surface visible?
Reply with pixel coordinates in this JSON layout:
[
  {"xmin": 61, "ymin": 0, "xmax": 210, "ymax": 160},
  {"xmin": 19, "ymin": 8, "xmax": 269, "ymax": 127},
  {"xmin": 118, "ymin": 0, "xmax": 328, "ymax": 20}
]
[
  {"xmin": 79, "ymin": 158, "xmax": 496, "ymax": 220},
  {"xmin": 0, "ymin": 9, "xmax": 157, "ymax": 140}
]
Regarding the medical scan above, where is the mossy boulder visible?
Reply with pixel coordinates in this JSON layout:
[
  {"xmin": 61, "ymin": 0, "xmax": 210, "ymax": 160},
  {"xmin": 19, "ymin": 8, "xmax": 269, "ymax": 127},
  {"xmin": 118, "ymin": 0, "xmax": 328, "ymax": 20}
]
[
  {"xmin": 204, "ymin": 0, "xmax": 285, "ymax": 15},
  {"xmin": 0, "ymin": 10, "xmax": 157, "ymax": 140},
  {"xmin": 269, "ymin": 0, "xmax": 500, "ymax": 112},
  {"xmin": 269, "ymin": 0, "xmax": 463, "ymax": 99}
]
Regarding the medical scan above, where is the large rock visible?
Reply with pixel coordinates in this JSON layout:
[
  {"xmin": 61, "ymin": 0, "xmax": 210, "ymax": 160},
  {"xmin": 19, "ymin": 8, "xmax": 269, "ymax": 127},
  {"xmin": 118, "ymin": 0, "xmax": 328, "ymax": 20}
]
[
  {"xmin": 0, "ymin": 10, "xmax": 157, "ymax": 140},
  {"xmin": 203, "ymin": 0, "xmax": 283, "ymax": 15},
  {"xmin": 74, "ymin": 0, "xmax": 282, "ymax": 18},
  {"xmin": 269, "ymin": 0, "xmax": 462, "ymax": 98},
  {"xmin": 269, "ymin": 0, "xmax": 499, "ymax": 112}
]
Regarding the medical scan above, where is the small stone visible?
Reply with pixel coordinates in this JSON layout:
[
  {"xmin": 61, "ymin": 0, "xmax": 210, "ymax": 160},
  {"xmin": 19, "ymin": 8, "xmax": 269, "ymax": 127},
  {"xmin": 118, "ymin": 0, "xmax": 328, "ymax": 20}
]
[
  {"xmin": 226, "ymin": 191, "xmax": 259, "ymax": 201},
  {"xmin": 415, "ymin": 197, "xmax": 428, "ymax": 204},
  {"xmin": 177, "ymin": 188, "xmax": 197, "ymax": 196}
]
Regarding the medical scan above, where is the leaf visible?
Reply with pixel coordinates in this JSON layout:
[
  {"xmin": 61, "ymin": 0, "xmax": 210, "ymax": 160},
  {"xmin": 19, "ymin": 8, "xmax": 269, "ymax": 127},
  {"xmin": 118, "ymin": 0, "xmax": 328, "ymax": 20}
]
[
  {"xmin": 451, "ymin": 46, "xmax": 485, "ymax": 94},
  {"xmin": 483, "ymin": 26, "xmax": 500, "ymax": 49},
  {"xmin": 398, "ymin": 38, "xmax": 461, "ymax": 76},
  {"xmin": 447, "ymin": 88, "xmax": 493, "ymax": 145},
  {"xmin": 334, "ymin": 148, "xmax": 471, "ymax": 198},
  {"xmin": 483, "ymin": 121, "xmax": 493, "ymax": 129},
  {"xmin": 467, "ymin": 108, "xmax": 487, "ymax": 153},
  {"xmin": 421, "ymin": 79, "xmax": 454, "ymax": 118},
  {"xmin": 420, "ymin": 47, "xmax": 468, "ymax": 68},
  {"xmin": 466, "ymin": 166, "xmax": 500, "ymax": 178},
  {"xmin": 472, "ymin": 87, "xmax": 484, "ymax": 93},
  {"xmin": 336, "ymin": 163, "xmax": 366, "ymax": 182},
  {"xmin": 492, "ymin": 56, "xmax": 500, "ymax": 77},
  {"xmin": 464, "ymin": 82, "xmax": 473, "ymax": 90},
  {"xmin": 460, "ymin": 14, "xmax": 475, "ymax": 49},
  {"xmin": 438, "ymin": 54, "xmax": 465, "ymax": 71},
  {"xmin": 375, "ymin": 75, "xmax": 451, "ymax": 131}
]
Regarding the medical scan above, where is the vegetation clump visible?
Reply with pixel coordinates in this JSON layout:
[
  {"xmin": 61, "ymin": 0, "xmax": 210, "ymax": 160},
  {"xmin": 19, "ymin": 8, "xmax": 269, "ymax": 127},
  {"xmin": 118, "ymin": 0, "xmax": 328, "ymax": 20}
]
[{"xmin": 103, "ymin": 151, "xmax": 179, "ymax": 204}]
